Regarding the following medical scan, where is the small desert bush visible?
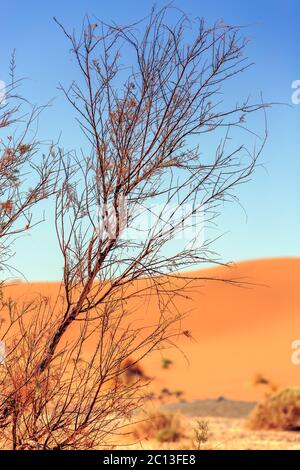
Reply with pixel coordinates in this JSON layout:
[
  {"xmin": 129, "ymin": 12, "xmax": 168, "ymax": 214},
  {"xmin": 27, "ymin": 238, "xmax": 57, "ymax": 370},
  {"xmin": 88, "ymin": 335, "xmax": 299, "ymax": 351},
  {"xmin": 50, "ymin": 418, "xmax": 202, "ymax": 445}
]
[
  {"xmin": 248, "ymin": 387, "xmax": 300, "ymax": 430},
  {"xmin": 253, "ymin": 372, "xmax": 270, "ymax": 386},
  {"xmin": 133, "ymin": 410, "xmax": 185, "ymax": 442},
  {"xmin": 156, "ymin": 428, "xmax": 181, "ymax": 443},
  {"xmin": 252, "ymin": 372, "xmax": 278, "ymax": 395},
  {"xmin": 119, "ymin": 358, "xmax": 149, "ymax": 384},
  {"xmin": 162, "ymin": 358, "xmax": 173, "ymax": 369}
]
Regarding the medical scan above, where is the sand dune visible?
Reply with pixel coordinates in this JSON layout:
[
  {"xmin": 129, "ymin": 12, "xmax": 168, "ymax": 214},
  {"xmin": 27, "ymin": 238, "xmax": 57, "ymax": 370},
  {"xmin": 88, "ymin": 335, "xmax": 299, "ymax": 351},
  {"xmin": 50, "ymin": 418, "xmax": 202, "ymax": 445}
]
[
  {"xmin": 3, "ymin": 257, "xmax": 300, "ymax": 401},
  {"xmin": 142, "ymin": 257, "xmax": 300, "ymax": 401}
]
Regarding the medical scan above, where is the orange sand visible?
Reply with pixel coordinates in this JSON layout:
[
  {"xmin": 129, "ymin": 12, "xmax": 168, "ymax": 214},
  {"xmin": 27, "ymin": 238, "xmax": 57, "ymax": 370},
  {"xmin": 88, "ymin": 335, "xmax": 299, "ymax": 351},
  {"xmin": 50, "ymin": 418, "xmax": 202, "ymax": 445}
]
[{"xmin": 3, "ymin": 257, "xmax": 300, "ymax": 402}]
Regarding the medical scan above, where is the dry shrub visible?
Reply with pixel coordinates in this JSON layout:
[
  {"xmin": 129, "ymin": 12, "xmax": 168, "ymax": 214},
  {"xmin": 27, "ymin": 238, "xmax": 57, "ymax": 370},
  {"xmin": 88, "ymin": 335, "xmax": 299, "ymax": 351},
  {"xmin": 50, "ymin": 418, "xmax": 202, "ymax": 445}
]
[
  {"xmin": 0, "ymin": 4, "xmax": 268, "ymax": 450},
  {"xmin": 248, "ymin": 387, "xmax": 300, "ymax": 431},
  {"xmin": 133, "ymin": 410, "xmax": 185, "ymax": 443},
  {"xmin": 156, "ymin": 428, "xmax": 181, "ymax": 443},
  {"xmin": 119, "ymin": 358, "xmax": 150, "ymax": 385},
  {"xmin": 253, "ymin": 372, "xmax": 270, "ymax": 386},
  {"xmin": 253, "ymin": 372, "xmax": 278, "ymax": 395}
]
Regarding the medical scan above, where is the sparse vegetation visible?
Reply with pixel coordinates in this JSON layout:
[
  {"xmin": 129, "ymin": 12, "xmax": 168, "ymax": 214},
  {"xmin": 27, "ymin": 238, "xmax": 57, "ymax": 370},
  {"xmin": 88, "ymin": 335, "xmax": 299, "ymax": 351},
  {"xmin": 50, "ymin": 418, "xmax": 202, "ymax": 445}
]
[
  {"xmin": 133, "ymin": 410, "xmax": 185, "ymax": 443},
  {"xmin": 248, "ymin": 387, "xmax": 300, "ymax": 431},
  {"xmin": 162, "ymin": 358, "xmax": 173, "ymax": 370},
  {"xmin": 156, "ymin": 428, "xmax": 181, "ymax": 443},
  {"xmin": 118, "ymin": 358, "xmax": 149, "ymax": 385},
  {"xmin": 253, "ymin": 372, "xmax": 270, "ymax": 386},
  {"xmin": 253, "ymin": 372, "xmax": 278, "ymax": 395},
  {"xmin": 159, "ymin": 388, "xmax": 184, "ymax": 400}
]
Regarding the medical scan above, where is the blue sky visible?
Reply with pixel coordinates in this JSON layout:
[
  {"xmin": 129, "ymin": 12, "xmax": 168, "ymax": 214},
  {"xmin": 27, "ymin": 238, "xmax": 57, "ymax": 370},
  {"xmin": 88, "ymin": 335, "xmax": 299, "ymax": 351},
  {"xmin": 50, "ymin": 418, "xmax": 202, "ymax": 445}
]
[{"xmin": 0, "ymin": 0, "xmax": 299, "ymax": 280}]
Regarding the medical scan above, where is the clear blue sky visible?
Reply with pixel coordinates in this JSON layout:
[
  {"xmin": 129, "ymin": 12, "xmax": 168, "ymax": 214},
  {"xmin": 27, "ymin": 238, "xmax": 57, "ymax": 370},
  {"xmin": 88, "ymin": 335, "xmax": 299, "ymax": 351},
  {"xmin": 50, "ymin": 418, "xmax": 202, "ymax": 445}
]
[{"xmin": 0, "ymin": 0, "xmax": 299, "ymax": 280}]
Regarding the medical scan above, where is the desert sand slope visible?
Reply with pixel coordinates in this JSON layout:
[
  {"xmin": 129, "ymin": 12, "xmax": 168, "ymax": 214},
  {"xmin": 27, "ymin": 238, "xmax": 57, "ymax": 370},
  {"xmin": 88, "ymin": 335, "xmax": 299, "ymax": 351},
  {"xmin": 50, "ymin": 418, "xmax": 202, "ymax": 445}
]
[
  {"xmin": 142, "ymin": 257, "xmax": 300, "ymax": 401},
  {"xmin": 3, "ymin": 257, "xmax": 300, "ymax": 401}
]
